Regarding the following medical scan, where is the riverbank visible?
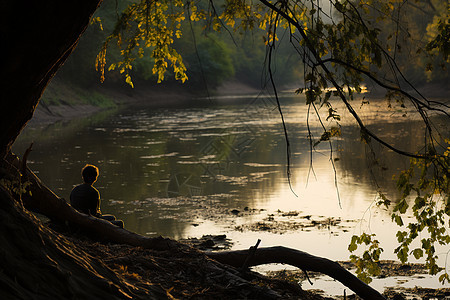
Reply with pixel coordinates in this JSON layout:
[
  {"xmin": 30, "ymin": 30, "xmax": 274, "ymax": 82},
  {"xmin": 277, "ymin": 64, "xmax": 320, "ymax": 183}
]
[
  {"xmin": 30, "ymin": 78, "xmax": 262, "ymax": 126},
  {"xmin": 29, "ymin": 79, "xmax": 188, "ymax": 126},
  {"xmin": 30, "ymin": 78, "xmax": 449, "ymax": 127}
]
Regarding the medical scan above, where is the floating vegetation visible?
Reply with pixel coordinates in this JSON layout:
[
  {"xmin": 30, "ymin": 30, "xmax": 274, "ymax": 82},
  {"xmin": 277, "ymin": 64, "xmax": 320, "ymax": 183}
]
[
  {"xmin": 179, "ymin": 234, "xmax": 233, "ymax": 250},
  {"xmin": 235, "ymin": 210, "xmax": 356, "ymax": 234}
]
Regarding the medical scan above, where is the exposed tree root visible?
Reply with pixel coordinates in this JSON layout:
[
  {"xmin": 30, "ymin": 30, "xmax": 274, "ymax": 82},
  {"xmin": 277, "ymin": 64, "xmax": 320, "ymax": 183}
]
[
  {"xmin": 71, "ymin": 236, "xmax": 325, "ymax": 300},
  {"xmin": 208, "ymin": 247, "xmax": 385, "ymax": 300},
  {"xmin": 0, "ymin": 185, "xmax": 168, "ymax": 299}
]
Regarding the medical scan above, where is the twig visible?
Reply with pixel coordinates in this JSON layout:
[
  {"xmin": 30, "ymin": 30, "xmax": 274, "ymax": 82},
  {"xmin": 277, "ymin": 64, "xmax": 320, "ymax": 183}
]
[
  {"xmin": 20, "ymin": 143, "xmax": 33, "ymax": 179},
  {"xmin": 302, "ymin": 268, "xmax": 313, "ymax": 285},
  {"xmin": 241, "ymin": 239, "xmax": 261, "ymax": 271}
]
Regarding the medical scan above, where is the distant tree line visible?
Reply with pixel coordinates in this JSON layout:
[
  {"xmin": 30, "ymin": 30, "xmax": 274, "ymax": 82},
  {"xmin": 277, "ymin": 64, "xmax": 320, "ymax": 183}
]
[
  {"xmin": 56, "ymin": 1, "xmax": 448, "ymax": 95},
  {"xmin": 55, "ymin": 1, "xmax": 302, "ymax": 93}
]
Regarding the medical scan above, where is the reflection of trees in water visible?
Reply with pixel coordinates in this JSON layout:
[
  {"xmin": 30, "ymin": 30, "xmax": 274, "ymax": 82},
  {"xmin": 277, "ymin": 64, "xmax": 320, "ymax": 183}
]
[
  {"xmin": 166, "ymin": 173, "xmax": 202, "ymax": 197},
  {"xmin": 333, "ymin": 118, "xmax": 439, "ymax": 200}
]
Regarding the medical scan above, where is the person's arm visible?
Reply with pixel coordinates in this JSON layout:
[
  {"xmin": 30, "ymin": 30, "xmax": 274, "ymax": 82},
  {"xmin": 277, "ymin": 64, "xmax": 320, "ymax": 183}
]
[
  {"xmin": 95, "ymin": 189, "xmax": 102, "ymax": 216},
  {"xmin": 89, "ymin": 187, "xmax": 101, "ymax": 217}
]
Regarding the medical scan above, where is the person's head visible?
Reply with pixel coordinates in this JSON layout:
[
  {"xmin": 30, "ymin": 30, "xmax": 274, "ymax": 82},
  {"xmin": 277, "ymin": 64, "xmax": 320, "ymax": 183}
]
[{"xmin": 82, "ymin": 164, "xmax": 99, "ymax": 185}]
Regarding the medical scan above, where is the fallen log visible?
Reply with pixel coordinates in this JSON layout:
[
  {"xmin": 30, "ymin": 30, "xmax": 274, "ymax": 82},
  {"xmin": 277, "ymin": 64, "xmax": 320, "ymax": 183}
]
[
  {"xmin": 207, "ymin": 246, "xmax": 386, "ymax": 300},
  {"xmin": 7, "ymin": 152, "xmax": 386, "ymax": 299}
]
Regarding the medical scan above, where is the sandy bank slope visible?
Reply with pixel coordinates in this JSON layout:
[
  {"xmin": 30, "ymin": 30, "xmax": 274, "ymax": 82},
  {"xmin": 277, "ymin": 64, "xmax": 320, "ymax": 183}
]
[
  {"xmin": 29, "ymin": 104, "xmax": 104, "ymax": 126},
  {"xmin": 29, "ymin": 79, "xmax": 265, "ymax": 125}
]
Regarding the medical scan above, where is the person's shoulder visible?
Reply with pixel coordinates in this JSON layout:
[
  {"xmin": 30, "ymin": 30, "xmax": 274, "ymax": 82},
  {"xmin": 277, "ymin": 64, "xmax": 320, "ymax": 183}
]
[
  {"xmin": 91, "ymin": 185, "xmax": 100, "ymax": 194},
  {"xmin": 71, "ymin": 184, "xmax": 83, "ymax": 193},
  {"xmin": 86, "ymin": 184, "xmax": 100, "ymax": 197},
  {"xmin": 71, "ymin": 183, "xmax": 93, "ymax": 193}
]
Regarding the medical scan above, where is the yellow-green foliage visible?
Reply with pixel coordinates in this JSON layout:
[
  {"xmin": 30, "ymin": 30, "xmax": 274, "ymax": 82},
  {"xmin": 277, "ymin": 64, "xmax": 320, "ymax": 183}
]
[
  {"xmin": 95, "ymin": 0, "xmax": 305, "ymax": 87},
  {"xmin": 350, "ymin": 141, "xmax": 450, "ymax": 283},
  {"xmin": 96, "ymin": 0, "xmax": 189, "ymax": 85}
]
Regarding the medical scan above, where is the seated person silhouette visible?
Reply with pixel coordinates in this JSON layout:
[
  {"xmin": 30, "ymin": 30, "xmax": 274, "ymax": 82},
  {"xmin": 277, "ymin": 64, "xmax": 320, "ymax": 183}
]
[{"xmin": 70, "ymin": 164, "xmax": 124, "ymax": 228}]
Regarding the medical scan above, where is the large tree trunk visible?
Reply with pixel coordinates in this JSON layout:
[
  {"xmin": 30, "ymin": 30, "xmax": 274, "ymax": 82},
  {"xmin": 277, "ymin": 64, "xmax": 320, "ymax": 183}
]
[{"xmin": 0, "ymin": 1, "xmax": 102, "ymax": 158}]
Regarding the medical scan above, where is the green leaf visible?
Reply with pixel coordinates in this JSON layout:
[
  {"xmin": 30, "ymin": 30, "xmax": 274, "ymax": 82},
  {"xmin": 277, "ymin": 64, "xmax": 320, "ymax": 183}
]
[
  {"xmin": 348, "ymin": 235, "xmax": 358, "ymax": 252},
  {"xmin": 395, "ymin": 199, "xmax": 409, "ymax": 214},
  {"xmin": 305, "ymin": 90, "xmax": 315, "ymax": 104},
  {"xmin": 125, "ymin": 74, "xmax": 134, "ymax": 88},
  {"xmin": 439, "ymin": 273, "xmax": 449, "ymax": 284},
  {"xmin": 361, "ymin": 233, "xmax": 372, "ymax": 245},
  {"xmin": 412, "ymin": 248, "xmax": 423, "ymax": 259},
  {"xmin": 393, "ymin": 214, "xmax": 404, "ymax": 226},
  {"xmin": 414, "ymin": 196, "xmax": 425, "ymax": 210},
  {"xmin": 397, "ymin": 246, "xmax": 408, "ymax": 263}
]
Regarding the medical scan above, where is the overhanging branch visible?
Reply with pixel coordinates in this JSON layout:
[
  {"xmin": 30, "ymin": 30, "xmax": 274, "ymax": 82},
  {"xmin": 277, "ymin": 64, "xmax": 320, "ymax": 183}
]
[
  {"xmin": 258, "ymin": 0, "xmax": 446, "ymax": 160},
  {"xmin": 318, "ymin": 58, "xmax": 450, "ymax": 118}
]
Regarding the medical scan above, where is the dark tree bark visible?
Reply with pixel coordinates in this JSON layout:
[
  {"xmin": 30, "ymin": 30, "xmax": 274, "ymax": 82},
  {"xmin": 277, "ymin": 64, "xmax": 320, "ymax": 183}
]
[
  {"xmin": 0, "ymin": 1, "xmax": 102, "ymax": 158},
  {"xmin": 208, "ymin": 247, "xmax": 386, "ymax": 300}
]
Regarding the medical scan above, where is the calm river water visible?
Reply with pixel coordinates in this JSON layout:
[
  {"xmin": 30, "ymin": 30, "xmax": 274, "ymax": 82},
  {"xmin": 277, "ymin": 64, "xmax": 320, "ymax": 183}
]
[{"xmin": 13, "ymin": 93, "xmax": 449, "ymax": 295}]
